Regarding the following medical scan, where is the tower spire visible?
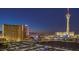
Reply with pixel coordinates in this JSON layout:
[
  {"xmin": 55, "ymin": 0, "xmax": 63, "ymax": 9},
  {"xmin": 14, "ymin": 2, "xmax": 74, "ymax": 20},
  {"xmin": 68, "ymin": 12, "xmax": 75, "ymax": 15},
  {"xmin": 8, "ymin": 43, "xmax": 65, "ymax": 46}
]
[{"xmin": 67, "ymin": 8, "xmax": 69, "ymax": 14}]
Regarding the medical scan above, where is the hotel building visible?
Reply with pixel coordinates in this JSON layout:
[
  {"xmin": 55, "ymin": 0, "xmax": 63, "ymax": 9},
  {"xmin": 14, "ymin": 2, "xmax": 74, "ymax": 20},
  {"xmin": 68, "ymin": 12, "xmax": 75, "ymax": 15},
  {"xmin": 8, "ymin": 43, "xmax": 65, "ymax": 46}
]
[{"xmin": 0, "ymin": 24, "xmax": 29, "ymax": 42}]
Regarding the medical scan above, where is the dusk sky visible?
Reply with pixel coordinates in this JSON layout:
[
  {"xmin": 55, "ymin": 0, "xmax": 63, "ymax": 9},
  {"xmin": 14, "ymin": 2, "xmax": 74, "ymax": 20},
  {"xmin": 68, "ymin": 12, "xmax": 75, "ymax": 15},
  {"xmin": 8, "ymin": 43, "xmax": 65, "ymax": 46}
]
[{"xmin": 0, "ymin": 8, "xmax": 79, "ymax": 33}]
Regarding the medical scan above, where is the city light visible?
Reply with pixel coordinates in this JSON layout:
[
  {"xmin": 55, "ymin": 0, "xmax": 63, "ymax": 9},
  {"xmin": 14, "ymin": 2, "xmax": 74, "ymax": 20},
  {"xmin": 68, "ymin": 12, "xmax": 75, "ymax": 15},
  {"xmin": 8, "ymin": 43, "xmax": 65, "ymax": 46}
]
[{"xmin": 0, "ymin": 8, "xmax": 79, "ymax": 51}]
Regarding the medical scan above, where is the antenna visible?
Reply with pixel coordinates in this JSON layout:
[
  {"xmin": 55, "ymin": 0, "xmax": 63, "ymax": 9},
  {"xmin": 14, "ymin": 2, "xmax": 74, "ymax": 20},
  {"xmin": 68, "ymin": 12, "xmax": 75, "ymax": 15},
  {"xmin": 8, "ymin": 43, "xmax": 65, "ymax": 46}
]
[{"xmin": 67, "ymin": 8, "xmax": 69, "ymax": 14}]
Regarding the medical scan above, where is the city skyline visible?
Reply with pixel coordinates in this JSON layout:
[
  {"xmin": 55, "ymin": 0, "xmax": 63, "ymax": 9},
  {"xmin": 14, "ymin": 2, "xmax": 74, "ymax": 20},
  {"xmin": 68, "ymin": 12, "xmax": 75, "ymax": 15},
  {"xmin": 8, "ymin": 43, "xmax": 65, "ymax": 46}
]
[{"xmin": 0, "ymin": 8, "xmax": 79, "ymax": 33}]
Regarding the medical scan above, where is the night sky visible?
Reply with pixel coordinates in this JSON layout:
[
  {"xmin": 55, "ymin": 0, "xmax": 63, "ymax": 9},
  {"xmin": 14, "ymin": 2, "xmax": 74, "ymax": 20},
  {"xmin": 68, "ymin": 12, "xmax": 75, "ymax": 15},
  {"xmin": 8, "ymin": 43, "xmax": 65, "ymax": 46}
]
[{"xmin": 0, "ymin": 8, "xmax": 79, "ymax": 33}]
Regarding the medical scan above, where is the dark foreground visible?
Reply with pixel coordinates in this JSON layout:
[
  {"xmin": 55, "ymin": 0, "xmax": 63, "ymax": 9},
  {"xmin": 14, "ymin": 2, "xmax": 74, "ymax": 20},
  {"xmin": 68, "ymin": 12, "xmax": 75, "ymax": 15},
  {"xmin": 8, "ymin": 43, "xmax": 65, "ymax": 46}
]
[
  {"xmin": 0, "ymin": 41, "xmax": 79, "ymax": 51},
  {"xmin": 0, "ymin": 41, "xmax": 56, "ymax": 51},
  {"xmin": 40, "ymin": 41, "xmax": 79, "ymax": 51}
]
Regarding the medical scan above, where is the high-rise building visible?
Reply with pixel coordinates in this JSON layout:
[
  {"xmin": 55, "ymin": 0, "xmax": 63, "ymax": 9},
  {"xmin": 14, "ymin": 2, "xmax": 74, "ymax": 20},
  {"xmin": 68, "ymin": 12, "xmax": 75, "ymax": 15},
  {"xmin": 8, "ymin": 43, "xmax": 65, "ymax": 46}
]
[
  {"xmin": 25, "ymin": 24, "xmax": 29, "ymax": 36},
  {"xmin": 1, "ymin": 24, "xmax": 28, "ymax": 42}
]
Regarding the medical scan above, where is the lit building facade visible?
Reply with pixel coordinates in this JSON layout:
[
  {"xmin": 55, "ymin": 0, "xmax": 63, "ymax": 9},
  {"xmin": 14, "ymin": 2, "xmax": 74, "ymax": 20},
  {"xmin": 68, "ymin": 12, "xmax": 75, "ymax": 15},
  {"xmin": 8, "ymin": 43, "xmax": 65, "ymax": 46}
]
[
  {"xmin": 55, "ymin": 32, "xmax": 74, "ymax": 37},
  {"xmin": 2, "ymin": 24, "xmax": 28, "ymax": 42},
  {"xmin": 25, "ymin": 24, "xmax": 29, "ymax": 36}
]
